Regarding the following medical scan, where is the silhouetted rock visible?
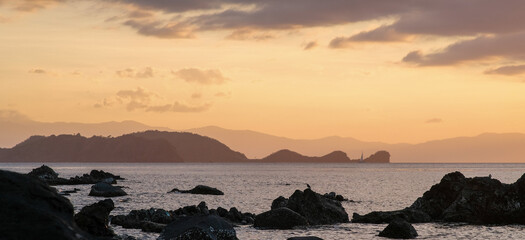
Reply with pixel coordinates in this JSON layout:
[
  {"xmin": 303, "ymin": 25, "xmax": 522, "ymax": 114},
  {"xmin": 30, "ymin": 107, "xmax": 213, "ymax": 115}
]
[
  {"xmin": 75, "ymin": 199, "xmax": 116, "ymax": 237},
  {"xmin": 169, "ymin": 185, "xmax": 224, "ymax": 195},
  {"xmin": 353, "ymin": 171, "xmax": 525, "ymax": 224},
  {"xmin": 89, "ymin": 182, "xmax": 127, "ymax": 197},
  {"xmin": 111, "ymin": 202, "xmax": 255, "ymax": 233},
  {"xmin": 287, "ymin": 237, "xmax": 324, "ymax": 240},
  {"xmin": 286, "ymin": 188, "xmax": 349, "ymax": 225},
  {"xmin": 0, "ymin": 170, "xmax": 92, "ymax": 239},
  {"xmin": 27, "ymin": 164, "xmax": 59, "ymax": 180},
  {"xmin": 158, "ymin": 215, "xmax": 237, "ymax": 240},
  {"xmin": 254, "ymin": 207, "xmax": 308, "ymax": 229},
  {"xmin": 323, "ymin": 192, "xmax": 349, "ymax": 202},
  {"xmin": 378, "ymin": 218, "xmax": 418, "ymax": 239},
  {"xmin": 261, "ymin": 149, "xmax": 351, "ymax": 163},
  {"xmin": 60, "ymin": 188, "xmax": 81, "ymax": 196},
  {"xmin": 364, "ymin": 150, "xmax": 390, "ymax": 163},
  {"xmin": 271, "ymin": 196, "xmax": 289, "ymax": 209},
  {"xmin": 140, "ymin": 221, "xmax": 166, "ymax": 233}
]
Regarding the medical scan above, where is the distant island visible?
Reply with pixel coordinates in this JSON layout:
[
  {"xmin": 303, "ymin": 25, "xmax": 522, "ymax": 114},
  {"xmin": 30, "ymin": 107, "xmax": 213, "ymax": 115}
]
[{"xmin": 0, "ymin": 131, "xmax": 389, "ymax": 163}]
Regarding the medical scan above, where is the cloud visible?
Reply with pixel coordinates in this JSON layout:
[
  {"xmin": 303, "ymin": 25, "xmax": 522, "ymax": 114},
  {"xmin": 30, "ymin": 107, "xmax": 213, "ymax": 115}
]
[
  {"xmin": 425, "ymin": 118, "xmax": 443, "ymax": 124},
  {"xmin": 116, "ymin": 67, "xmax": 154, "ymax": 78},
  {"xmin": 10, "ymin": 0, "xmax": 65, "ymax": 12},
  {"xmin": 225, "ymin": 29, "xmax": 274, "ymax": 41},
  {"xmin": 28, "ymin": 68, "xmax": 47, "ymax": 74},
  {"xmin": 303, "ymin": 41, "xmax": 318, "ymax": 50},
  {"xmin": 485, "ymin": 65, "xmax": 525, "ymax": 76},
  {"xmin": 96, "ymin": 87, "xmax": 212, "ymax": 113},
  {"xmin": 123, "ymin": 20, "xmax": 194, "ymax": 39},
  {"xmin": 191, "ymin": 93, "xmax": 202, "ymax": 99},
  {"xmin": 215, "ymin": 92, "xmax": 231, "ymax": 98},
  {"xmin": 402, "ymin": 33, "xmax": 525, "ymax": 66},
  {"xmin": 330, "ymin": 25, "xmax": 411, "ymax": 48},
  {"xmin": 173, "ymin": 68, "xmax": 228, "ymax": 85},
  {"xmin": 146, "ymin": 102, "xmax": 211, "ymax": 113}
]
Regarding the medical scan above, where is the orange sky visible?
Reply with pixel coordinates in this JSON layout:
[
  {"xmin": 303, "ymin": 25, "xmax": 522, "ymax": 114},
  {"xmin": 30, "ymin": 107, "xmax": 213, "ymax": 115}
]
[{"xmin": 1, "ymin": 0, "xmax": 525, "ymax": 143}]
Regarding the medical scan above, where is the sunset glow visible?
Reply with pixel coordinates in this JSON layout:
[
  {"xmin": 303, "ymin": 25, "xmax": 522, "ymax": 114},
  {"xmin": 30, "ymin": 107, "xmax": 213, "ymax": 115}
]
[{"xmin": 1, "ymin": 0, "xmax": 525, "ymax": 143}]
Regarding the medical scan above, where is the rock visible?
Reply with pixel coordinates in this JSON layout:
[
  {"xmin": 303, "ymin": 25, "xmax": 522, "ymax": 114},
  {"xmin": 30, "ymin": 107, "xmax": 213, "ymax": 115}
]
[
  {"xmin": 287, "ymin": 237, "xmax": 324, "ymax": 240},
  {"xmin": 111, "ymin": 202, "xmax": 255, "ymax": 233},
  {"xmin": 27, "ymin": 164, "xmax": 59, "ymax": 180},
  {"xmin": 285, "ymin": 188, "xmax": 349, "ymax": 225},
  {"xmin": 89, "ymin": 182, "xmax": 127, "ymax": 197},
  {"xmin": 323, "ymin": 192, "xmax": 349, "ymax": 202},
  {"xmin": 271, "ymin": 196, "xmax": 288, "ymax": 209},
  {"xmin": 353, "ymin": 171, "xmax": 525, "ymax": 225},
  {"xmin": 378, "ymin": 218, "xmax": 418, "ymax": 239},
  {"xmin": 158, "ymin": 215, "xmax": 237, "ymax": 240},
  {"xmin": 352, "ymin": 209, "xmax": 431, "ymax": 224},
  {"xmin": 254, "ymin": 207, "xmax": 308, "ymax": 230},
  {"xmin": 168, "ymin": 185, "xmax": 224, "ymax": 195},
  {"xmin": 140, "ymin": 221, "xmax": 166, "ymax": 233},
  {"xmin": 75, "ymin": 199, "xmax": 116, "ymax": 237},
  {"xmin": 27, "ymin": 165, "xmax": 125, "ymax": 185},
  {"xmin": 0, "ymin": 170, "xmax": 92, "ymax": 239}
]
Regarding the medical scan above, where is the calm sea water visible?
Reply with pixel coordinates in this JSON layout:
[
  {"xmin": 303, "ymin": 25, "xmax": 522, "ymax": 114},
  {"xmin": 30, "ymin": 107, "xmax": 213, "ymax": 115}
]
[{"xmin": 3, "ymin": 163, "xmax": 525, "ymax": 239}]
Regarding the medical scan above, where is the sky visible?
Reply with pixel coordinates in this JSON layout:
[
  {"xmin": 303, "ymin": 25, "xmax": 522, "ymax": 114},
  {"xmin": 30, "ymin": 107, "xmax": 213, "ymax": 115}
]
[{"xmin": 1, "ymin": 0, "xmax": 525, "ymax": 144}]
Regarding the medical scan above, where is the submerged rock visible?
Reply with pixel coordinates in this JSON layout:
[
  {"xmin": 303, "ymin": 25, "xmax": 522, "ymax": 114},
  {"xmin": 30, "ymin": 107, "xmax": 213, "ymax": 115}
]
[
  {"xmin": 89, "ymin": 182, "xmax": 127, "ymax": 197},
  {"xmin": 158, "ymin": 215, "xmax": 238, "ymax": 240},
  {"xmin": 0, "ymin": 170, "xmax": 92, "ymax": 239},
  {"xmin": 323, "ymin": 192, "xmax": 349, "ymax": 202},
  {"xmin": 378, "ymin": 218, "xmax": 418, "ymax": 239},
  {"xmin": 353, "ymin": 171, "xmax": 525, "ymax": 225},
  {"xmin": 75, "ymin": 199, "xmax": 116, "ymax": 237},
  {"xmin": 168, "ymin": 185, "xmax": 224, "ymax": 195},
  {"xmin": 254, "ymin": 207, "xmax": 308, "ymax": 229}
]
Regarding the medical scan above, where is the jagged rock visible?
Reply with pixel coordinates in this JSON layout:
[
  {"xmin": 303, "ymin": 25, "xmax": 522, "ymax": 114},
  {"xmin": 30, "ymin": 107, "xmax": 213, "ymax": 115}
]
[
  {"xmin": 378, "ymin": 218, "xmax": 418, "ymax": 239},
  {"xmin": 89, "ymin": 182, "xmax": 127, "ymax": 197},
  {"xmin": 168, "ymin": 185, "xmax": 224, "ymax": 195},
  {"xmin": 286, "ymin": 188, "xmax": 349, "ymax": 225},
  {"xmin": 323, "ymin": 192, "xmax": 348, "ymax": 202},
  {"xmin": 27, "ymin": 165, "xmax": 124, "ymax": 185},
  {"xmin": 158, "ymin": 215, "xmax": 238, "ymax": 240},
  {"xmin": 254, "ymin": 207, "xmax": 308, "ymax": 229},
  {"xmin": 27, "ymin": 164, "xmax": 59, "ymax": 180},
  {"xmin": 0, "ymin": 170, "xmax": 92, "ymax": 239},
  {"xmin": 353, "ymin": 171, "xmax": 525, "ymax": 225},
  {"xmin": 271, "ymin": 196, "xmax": 288, "ymax": 209},
  {"xmin": 287, "ymin": 237, "xmax": 323, "ymax": 240},
  {"xmin": 75, "ymin": 199, "xmax": 116, "ymax": 237},
  {"xmin": 111, "ymin": 202, "xmax": 254, "ymax": 233}
]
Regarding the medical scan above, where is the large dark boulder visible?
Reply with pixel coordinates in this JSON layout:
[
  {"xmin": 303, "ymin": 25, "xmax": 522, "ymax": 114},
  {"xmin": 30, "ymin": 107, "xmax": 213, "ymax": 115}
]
[
  {"xmin": 378, "ymin": 218, "xmax": 418, "ymax": 239},
  {"xmin": 285, "ymin": 188, "xmax": 349, "ymax": 225},
  {"xmin": 353, "ymin": 171, "xmax": 525, "ymax": 225},
  {"xmin": 89, "ymin": 182, "xmax": 127, "ymax": 197},
  {"xmin": 0, "ymin": 170, "xmax": 92, "ymax": 240},
  {"xmin": 168, "ymin": 185, "xmax": 224, "ymax": 195},
  {"xmin": 271, "ymin": 196, "xmax": 288, "ymax": 210},
  {"xmin": 254, "ymin": 207, "xmax": 308, "ymax": 229},
  {"xmin": 75, "ymin": 199, "xmax": 116, "ymax": 237},
  {"xmin": 158, "ymin": 215, "xmax": 238, "ymax": 240}
]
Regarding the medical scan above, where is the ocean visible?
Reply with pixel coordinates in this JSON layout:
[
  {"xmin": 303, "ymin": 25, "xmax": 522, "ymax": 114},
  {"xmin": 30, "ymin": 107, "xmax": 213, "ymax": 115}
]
[{"xmin": 3, "ymin": 162, "xmax": 525, "ymax": 239}]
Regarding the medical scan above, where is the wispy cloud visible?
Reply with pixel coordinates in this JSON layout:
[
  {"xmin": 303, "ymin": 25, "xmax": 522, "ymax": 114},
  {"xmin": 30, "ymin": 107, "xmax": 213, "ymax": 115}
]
[
  {"xmin": 425, "ymin": 118, "xmax": 443, "ymax": 124},
  {"xmin": 173, "ymin": 68, "xmax": 228, "ymax": 85},
  {"xmin": 303, "ymin": 41, "xmax": 318, "ymax": 50},
  {"xmin": 485, "ymin": 65, "xmax": 525, "ymax": 76},
  {"xmin": 116, "ymin": 67, "xmax": 154, "ymax": 78}
]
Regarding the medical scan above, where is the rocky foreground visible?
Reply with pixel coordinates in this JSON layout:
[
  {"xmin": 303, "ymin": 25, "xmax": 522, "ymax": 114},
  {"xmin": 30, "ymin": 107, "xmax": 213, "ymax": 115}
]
[
  {"xmin": 353, "ymin": 171, "xmax": 525, "ymax": 224},
  {"xmin": 6, "ymin": 165, "xmax": 525, "ymax": 239}
]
